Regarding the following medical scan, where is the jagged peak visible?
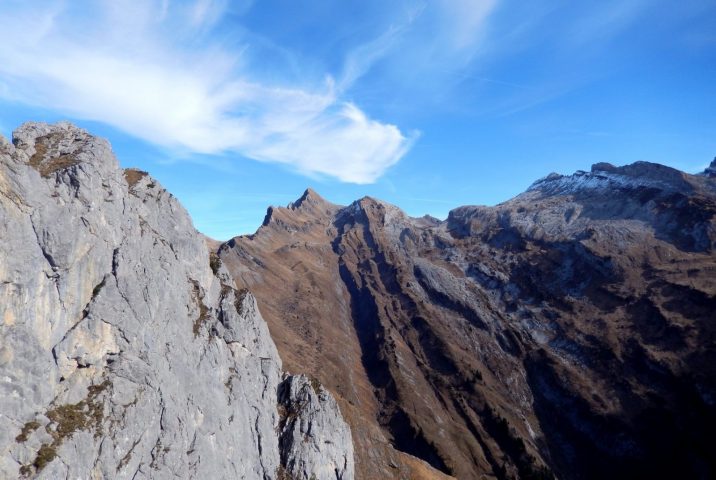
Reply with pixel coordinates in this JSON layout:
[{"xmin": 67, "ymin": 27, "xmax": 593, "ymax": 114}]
[
  {"xmin": 703, "ymin": 157, "xmax": 716, "ymax": 178},
  {"xmin": 261, "ymin": 206, "xmax": 276, "ymax": 227},
  {"xmin": 287, "ymin": 187, "xmax": 331, "ymax": 210},
  {"xmin": 335, "ymin": 196, "xmax": 409, "ymax": 229},
  {"xmin": 259, "ymin": 188, "xmax": 340, "ymax": 229}
]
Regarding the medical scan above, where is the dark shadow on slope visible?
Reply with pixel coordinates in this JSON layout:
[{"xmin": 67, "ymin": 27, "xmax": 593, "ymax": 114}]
[
  {"xmin": 330, "ymin": 213, "xmax": 454, "ymax": 476},
  {"xmin": 525, "ymin": 347, "xmax": 716, "ymax": 480},
  {"xmin": 334, "ymin": 259, "xmax": 453, "ymax": 476}
]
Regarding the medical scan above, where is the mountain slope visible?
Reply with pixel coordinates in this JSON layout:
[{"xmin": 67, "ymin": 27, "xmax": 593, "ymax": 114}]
[
  {"xmin": 0, "ymin": 122, "xmax": 354, "ymax": 480},
  {"xmin": 220, "ymin": 161, "xmax": 716, "ymax": 479}
]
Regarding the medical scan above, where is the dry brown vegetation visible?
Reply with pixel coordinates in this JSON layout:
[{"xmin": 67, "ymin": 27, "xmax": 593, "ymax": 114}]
[
  {"xmin": 123, "ymin": 168, "xmax": 148, "ymax": 188},
  {"xmin": 220, "ymin": 172, "xmax": 716, "ymax": 480},
  {"xmin": 27, "ymin": 133, "xmax": 80, "ymax": 177},
  {"xmin": 19, "ymin": 379, "xmax": 110, "ymax": 476}
]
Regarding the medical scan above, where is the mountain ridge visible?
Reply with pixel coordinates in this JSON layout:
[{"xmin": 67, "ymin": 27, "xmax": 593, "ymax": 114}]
[
  {"xmin": 220, "ymin": 157, "xmax": 716, "ymax": 479},
  {"xmin": 252, "ymin": 159, "xmax": 715, "ymax": 240}
]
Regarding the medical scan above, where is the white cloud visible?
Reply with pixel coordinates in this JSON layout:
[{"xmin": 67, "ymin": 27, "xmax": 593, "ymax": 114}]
[
  {"xmin": 334, "ymin": 0, "xmax": 499, "ymax": 93},
  {"xmin": 338, "ymin": 24, "xmax": 406, "ymax": 92},
  {"xmin": 248, "ymin": 103, "xmax": 416, "ymax": 183},
  {"xmin": 0, "ymin": 0, "xmax": 413, "ymax": 183},
  {"xmin": 437, "ymin": 0, "xmax": 498, "ymax": 50},
  {"xmin": 189, "ymin": 0, "xmax": 225, "ymax": 27},
  {"xmin": 330, "ymin": 0, "xmax": 499, "ymax": 111},
  {"xmin": 568, "ymin": 0, "xmax": 649, "ymax": 46}
]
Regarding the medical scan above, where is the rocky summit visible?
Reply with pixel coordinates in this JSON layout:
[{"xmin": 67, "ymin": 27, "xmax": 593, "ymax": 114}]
[
  {"xmin": 2, "ymin": 122, "xmax": 716, "ymax": 480},
  {"xmin": 0, "ymin": 122, "xmax": 353, "ymax": 480}
]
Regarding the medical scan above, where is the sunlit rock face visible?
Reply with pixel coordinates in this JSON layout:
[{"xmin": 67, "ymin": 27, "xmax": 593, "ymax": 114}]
[
  {"xmin": 0, "ymin": 122, "xmax": 354, "ymax": 480},
  {"xmin": 277, "ymin": 374, "xmax": 354, "ymax": 480}
]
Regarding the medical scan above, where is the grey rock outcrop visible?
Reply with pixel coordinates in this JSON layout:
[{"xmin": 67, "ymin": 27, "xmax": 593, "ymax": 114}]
[
  {"xmin": 277, "ymin": 375, "xmax": 354, "ymax": 480},
  {"xmin": 704, "ymin": 157, "xmax": 716, "ymax": 177},
  {"xmin": 0, "ymin": 122, "xmax": 353, "ymax": 479}
]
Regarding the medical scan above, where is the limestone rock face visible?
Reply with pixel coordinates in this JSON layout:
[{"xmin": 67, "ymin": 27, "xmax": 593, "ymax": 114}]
[
  {"xmin": 0, "ymin": 122, "xmax": 353, "ymax": 479},
  {"xmin": 277, "ymin": 375, "xmax": 354, "ymax": 480}
]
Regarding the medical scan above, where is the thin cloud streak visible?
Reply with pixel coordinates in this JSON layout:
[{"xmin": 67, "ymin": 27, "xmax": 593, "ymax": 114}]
[
  {"xmin": 568, "ymin": 0, "xmax": 650, "ymax": 46},
  {"xmin": 437, "ymin": 0, "xmax": 498, "ymax": 50},
  {"xmin": 0, "ymin": 0, "xmax": 413, "ymax": 183}
]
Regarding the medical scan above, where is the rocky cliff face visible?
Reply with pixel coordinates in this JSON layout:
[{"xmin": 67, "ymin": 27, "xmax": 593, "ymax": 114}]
[
  {"xmin": 0, "ymin": 122, "xmax": 354, "ymax": 479},
  {"xmin": 277, "ymin": 375, "xmax": 354, "ymax": 479},
  {"xmin": 221, "ymin": 163, "xmax": 716, "ymax": 479}
]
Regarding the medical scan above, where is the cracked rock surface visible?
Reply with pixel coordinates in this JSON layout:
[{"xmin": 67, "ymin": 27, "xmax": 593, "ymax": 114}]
[
  {"xmin": 0, "ymin": 122, "xmax": 354, "ymax": 479},
  {"xmin": 277, "ymin": 375, "xmax": 354, "ymax": 480}
]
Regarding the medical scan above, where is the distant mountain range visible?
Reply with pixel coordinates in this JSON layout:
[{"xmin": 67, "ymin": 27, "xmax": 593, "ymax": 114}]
[
  {"xmin": 2, "ymin": 122, "xmax": 715, "ymax": 479},
  {"xmin": 219, "ymin": 158, "xmax": 716, "ymax": 479}
]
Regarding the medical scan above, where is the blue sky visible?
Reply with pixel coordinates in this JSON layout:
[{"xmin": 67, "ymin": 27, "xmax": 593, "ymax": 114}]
[{"xmin": 0, "ymin": 0, "xmax": 714, "ymax": 239}]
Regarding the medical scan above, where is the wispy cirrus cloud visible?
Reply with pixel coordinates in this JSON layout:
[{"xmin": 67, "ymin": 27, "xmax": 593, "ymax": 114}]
[
  {"xmin": 0, "ymin": 0, "xmax": 420, "ymax": 183},
  {"xmin": 436, "ymin": 0, "xmax": 498, "ymax": 50}
]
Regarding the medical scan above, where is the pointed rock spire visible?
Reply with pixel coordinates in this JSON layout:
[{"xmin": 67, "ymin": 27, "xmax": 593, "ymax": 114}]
[{"xmin": 289, "ymin": 187, "xmax": 329, "ymax": 210}]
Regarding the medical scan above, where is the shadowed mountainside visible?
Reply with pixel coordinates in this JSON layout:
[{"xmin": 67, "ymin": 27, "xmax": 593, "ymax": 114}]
[{"xmin": 219, "ymin": 159, "xmax": 716, "ymax": 479}]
